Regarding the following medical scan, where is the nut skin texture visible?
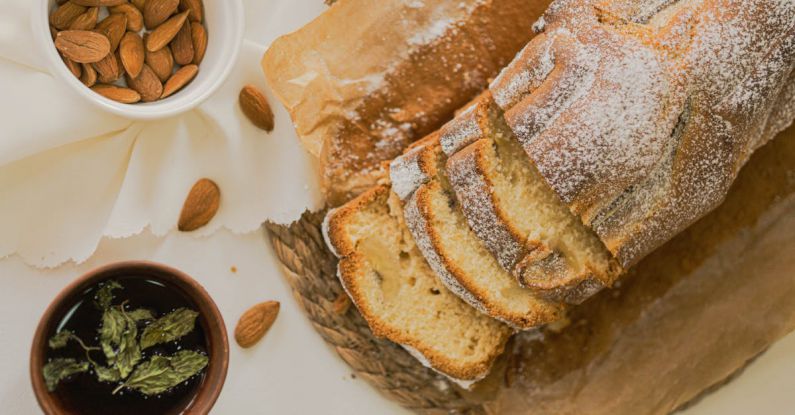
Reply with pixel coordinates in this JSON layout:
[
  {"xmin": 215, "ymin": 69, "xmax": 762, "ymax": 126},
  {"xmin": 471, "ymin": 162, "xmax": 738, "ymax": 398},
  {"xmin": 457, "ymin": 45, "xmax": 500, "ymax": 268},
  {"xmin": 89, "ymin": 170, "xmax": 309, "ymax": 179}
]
[
  {"xmin": 50, "ymin": 2, "xmax": 87, "ymax": 31},
  {"xmin": 110, "ymin": 4, "xmax": 145, "ymax": 32},
  {"xmin": 55, "ymin": 30, "xmax": 110, "ymax": 63},
  {"xmin": 179, "ymin": 0, "xmax": 203, "ymax": 23},
  {"xmin": 144, "ymin": 0, "xmax": 179, "ymax": 30},
  {"xmin": 145, "ymin": 44, "xmax": 175, "ymax": 82},
  {"xmin": 178, "ymin": 178, "xmax": 221, "ymax": 231},
  {"xmin": 119, "ymin": 32, "xmax": 145, "ymax": 78},
  {"xmin": 239, "ymin": 85, "xmax": 275, "ymax": 132},
  {"xmin": 125, "ymin": 63, "xmax": 163, "ymax": 102},
  {"xmin": 146, "ymin": 11, "xmax": 189, "ymax": 52},
  {"xmin": 161, "ymin": 64, "xmax": 198, "ymax": 98},
  {"xmin": 170, "ymin": 19, "xmax": 194, "ymax": 65},
  {"xmin": 95, "ymin": 13, "xmax": 127, "ymax": 52},
  {"xmin": 93, "ymin": 51, "xmax": 121, "ymax": 83},
  {"xmin": 235, "ymin": 301, "xmax": 280, "ymax": 348},
  {"xmin": 91, "ymin": 84, "xmax": 142, "ymax": 103}
]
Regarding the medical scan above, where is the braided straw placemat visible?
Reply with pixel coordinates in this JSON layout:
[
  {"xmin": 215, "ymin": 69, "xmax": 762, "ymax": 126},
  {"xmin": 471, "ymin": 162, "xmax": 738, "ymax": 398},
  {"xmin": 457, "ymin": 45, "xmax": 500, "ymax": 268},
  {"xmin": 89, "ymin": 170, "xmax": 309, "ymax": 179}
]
[{"xmin": 265, "ymin": 211, "xmax": 491, "ymax": 414}]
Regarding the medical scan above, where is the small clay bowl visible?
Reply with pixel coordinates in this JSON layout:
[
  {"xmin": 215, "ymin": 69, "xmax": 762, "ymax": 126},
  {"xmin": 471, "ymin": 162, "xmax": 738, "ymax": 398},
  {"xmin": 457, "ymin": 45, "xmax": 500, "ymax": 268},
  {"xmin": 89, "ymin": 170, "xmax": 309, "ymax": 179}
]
[{"xmin": 30, "ymin": 261, "xmax": 229, "ymax": 415}]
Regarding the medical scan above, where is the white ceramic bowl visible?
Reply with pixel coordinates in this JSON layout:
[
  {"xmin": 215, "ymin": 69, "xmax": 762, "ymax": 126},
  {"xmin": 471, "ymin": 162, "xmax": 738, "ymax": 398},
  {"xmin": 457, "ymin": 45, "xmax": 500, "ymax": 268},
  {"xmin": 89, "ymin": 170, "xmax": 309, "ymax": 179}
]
[{"xmin": 32, "ymin": 0, "xmax": 244, "ymax": 120}]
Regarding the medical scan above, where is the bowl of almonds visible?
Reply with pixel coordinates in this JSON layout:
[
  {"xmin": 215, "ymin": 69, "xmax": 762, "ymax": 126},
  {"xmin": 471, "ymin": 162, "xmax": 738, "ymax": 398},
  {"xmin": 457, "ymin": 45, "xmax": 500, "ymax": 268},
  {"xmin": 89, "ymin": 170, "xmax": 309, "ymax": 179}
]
[{"xmin": 35, "ymin": 0, "xmax": 244, "ymax": 120}]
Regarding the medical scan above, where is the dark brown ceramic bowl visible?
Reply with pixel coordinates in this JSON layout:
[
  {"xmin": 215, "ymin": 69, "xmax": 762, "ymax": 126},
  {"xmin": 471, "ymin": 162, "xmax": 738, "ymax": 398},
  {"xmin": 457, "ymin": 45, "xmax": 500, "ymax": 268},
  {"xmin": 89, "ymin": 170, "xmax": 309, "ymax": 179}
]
[{"xmin": 30, "ymin": 261, "xmax": 229, "ymax": 415}]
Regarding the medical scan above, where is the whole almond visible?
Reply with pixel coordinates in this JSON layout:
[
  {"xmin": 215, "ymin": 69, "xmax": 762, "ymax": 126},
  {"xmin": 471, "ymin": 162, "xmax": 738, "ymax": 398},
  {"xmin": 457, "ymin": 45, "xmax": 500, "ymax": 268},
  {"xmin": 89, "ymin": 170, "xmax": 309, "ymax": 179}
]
[
  {"xmin": 178, "ymin": 0, "xmax": 203, "ymax": 23},
  {"xmin": 62, "ymin": 55, "xmax": 82, "ymax": 78},
  {"xmin": 71, "ymin": 0, "xmax": 127, "ymax": 6},
  {"xmin": 93, "ymin": 52, "xmax": 121, "ymax": 83},
  {"xmin": 146, "ymin": 11, "xmax": 188, "ymax": 52},
  {"xmin": 145, "ymin": 44, "xmax": 174, "ymax": 82},
  {"xmin": 144, "ymin": 0, "xmax": 179, "ymax": 29},
  {"xmin": 190, "ymin": 23, "xmax": 207, "ymax": 64},
  {"xmin": 131, "ymin": 0, "xmax": 146, "ymax": 11},
  {"xmin": 92, "ymin": 84, "xmax": 142, "ymax": 103},
  {"xmin": 68, "ymin": 7, "xmax": 98, "ymax": 31},
  {"xmin": 170, "ymin": 19, "xmax": 194, "ymax": 65},
  {"xmin": 178, "ymin": 178, "xmax": 220, "ymax": 231},
  {"xmin": 234, "ymin": 301, "xmax": 280, "ymax": 348},
  {"xmin": 80, "ymin": 63, "xmax": 97, "ymax": 86},
  {"xmin": 126, "ymin": 63, "xmax": 163, "ymax": 102},
  {"xmin": 119, "ymin": 32, "xmax": 145, "ymax": 78},
  {"xmin": 161, "ymin": 64, "xmax": 198, "ymax": 98},
  {"xmin": 110, "ymin": 4, "xmax": 144, "ymax": 32},
  {"xmin": 95, "ymin": 13, "xmax": 127, "ymax": 52},
  {"xmin": 50, "ymin": 2, "xmax": 87, "ymax": 30},
  {"xmin": 239, "ymin": 85, "xmax": 275, "ymax": 132},
  {"xmin": 55, "ymin": 30, "xmax": 110, "ymax": 63}
]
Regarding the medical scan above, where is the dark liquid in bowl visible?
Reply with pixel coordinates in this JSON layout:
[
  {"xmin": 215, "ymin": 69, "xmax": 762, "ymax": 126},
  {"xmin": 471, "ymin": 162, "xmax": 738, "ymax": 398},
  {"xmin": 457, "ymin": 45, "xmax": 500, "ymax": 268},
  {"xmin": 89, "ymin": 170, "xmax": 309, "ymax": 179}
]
[{"xmin": 46, "ymin": 276, "xmax": 208, "ymax": 415}]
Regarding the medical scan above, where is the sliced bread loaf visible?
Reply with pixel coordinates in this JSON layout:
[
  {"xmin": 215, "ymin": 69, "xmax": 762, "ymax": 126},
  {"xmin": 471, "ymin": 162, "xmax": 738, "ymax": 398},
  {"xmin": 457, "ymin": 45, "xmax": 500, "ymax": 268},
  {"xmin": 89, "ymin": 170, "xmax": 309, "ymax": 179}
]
[
  {"xmin": 390, "ymin": 115, "xmax": 565, "ymax": 329},
  {"xmin": 323, "ymin": 185, "xmax": 511, "ymax": 383},
  {"xmin": 443, "ymin": 94, "xmax": 622, "ymax": 304}
]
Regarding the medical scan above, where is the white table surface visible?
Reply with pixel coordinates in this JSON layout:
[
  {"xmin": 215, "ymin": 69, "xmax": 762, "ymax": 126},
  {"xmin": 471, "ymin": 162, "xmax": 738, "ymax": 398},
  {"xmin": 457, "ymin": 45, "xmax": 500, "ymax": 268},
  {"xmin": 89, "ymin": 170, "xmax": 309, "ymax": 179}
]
[{"xmin": 2, "ymin": 229, "xmax": 795, "ymax": 414}]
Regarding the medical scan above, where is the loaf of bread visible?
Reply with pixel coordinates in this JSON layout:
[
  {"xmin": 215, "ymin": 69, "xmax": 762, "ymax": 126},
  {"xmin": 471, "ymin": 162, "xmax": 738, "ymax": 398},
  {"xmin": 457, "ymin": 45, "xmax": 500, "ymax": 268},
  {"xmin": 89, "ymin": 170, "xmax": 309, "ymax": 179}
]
[
  {"xmin": 322, "ymin": 185, "xmax": 512, "ymax": 383},
  {"xmin": 262, "ymin": 0, "xmax": 551, "ymax": 205}
]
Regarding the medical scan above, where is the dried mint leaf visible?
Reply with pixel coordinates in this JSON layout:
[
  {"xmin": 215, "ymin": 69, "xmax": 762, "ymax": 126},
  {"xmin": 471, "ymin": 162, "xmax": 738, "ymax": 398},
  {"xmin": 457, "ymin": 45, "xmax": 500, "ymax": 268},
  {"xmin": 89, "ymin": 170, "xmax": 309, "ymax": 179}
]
[
  {"xmin": 128, "ymin": 308, "xmax": 155, "ymax": 321},
  {"xmin": 43, "ymin": 358, "xmax": 89, "ymax": 392},
  {"xmin": 139, "ymin": 308, "xmax": 199, "ymax": 350},
  {"xmin": 114, "ymin": 308, "xmax": 142, "ymax": 379},
  {"xmin": 99, "ymin": 307, "xmax": 127, "ymax": 364},
  {"xmin": 95, "ymin": 280, "xmax": 122, "ymax": 309},
  {"xmin": 94, "ymin": 365, "xmax": 122, "ymax": 383},
  {"xmin": 48, "ymin": 330, "xmax": 77, "ymax": 349},
  {"xmin": 118, "ymin": 350, "xmax": 208, "ymax": 395}
]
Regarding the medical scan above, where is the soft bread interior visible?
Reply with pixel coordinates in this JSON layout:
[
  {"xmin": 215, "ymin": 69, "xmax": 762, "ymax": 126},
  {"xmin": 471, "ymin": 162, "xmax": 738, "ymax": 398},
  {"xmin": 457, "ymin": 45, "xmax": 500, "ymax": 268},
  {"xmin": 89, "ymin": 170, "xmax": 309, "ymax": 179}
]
[{"xmin": 326, "ymin": 186, "xmax": 510, "ymax": 381}]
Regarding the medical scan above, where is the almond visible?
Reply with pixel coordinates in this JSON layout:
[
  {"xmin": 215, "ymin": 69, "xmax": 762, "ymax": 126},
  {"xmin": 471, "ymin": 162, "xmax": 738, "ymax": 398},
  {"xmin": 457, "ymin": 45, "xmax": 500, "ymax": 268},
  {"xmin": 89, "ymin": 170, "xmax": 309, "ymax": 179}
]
[
  {"xmin": 161, "ymin": 64, "xmax": 198, "ymax": 98},
  {"xmin": 80, "ymin": 63, "xmax": 97, "ymax": 86},
  {"xmin": 71, "ymin": 0, "xmax": 127, "ymax": 6},
  {"xmin": 132, "ymin": 0, "xmax": 146, "ymax": 11},
  {"xmin": 55, "ymin": 30, "xmax": 110, "ymax": 63},
  {"xmin": 178, "ymin": 178, "xmax": 220, "ymax": 231},
  {"xmin": 110, "ymin": 4, "xmax": 144, "ymax": 32},
  {"xmin": 119, "ymin": 32, "xmax": 145, "ymax": 78},
  {"xmin": 91, "ymin": 84, "xmax": 141, "ymax": 103},
  {"xmin": 144, "ymin": 0, "xmax": 179, "ymax": 30},
  {"xmin": 190, "ymin": 23, "xmax": 207, "ymax": 65},
  {"xmin": 62, "ymin": 55, "xmax": 82, "ymax": 78},
  {"xmin": 50, "ymin": 25, "xmax": 59, "ymax": 41},
  {"xmin": 95, "ymin": 13, "xmax": 127, "ymax": 52},
  {"xmin": 68, "ymin": 7, "xmax": 98, "ymax": 31},
  {"xmin": 146, "ymin": 11, "xmax": 188, "ymax": 52},
  {"xmin": 50, "ymin": 2, "xmax": 87, "ymax": 30},
  {"xmin": 145, "ymin": 44, "xmax": 174, "ymax": 82},
  {"xmin": 234, "ymin": 301, "xmax": 280, "ymax": 348},
  {"xmin": 126, "ymin": 63, "xmax": 163, "ymax": 102},
  {"xmin": 178, "ymin": 0, "xmax": 203, "ymax": 23},
  {"xmin": 170, "ymin": 19, "xmax": 194, "ymax": 65},
  {"xmin": 93, "ymin": 52, "xmax": 121, "ymax": 83},
  {"xmin": 239, "ymin": 85, "xmax": 275, "ymax": 132}
]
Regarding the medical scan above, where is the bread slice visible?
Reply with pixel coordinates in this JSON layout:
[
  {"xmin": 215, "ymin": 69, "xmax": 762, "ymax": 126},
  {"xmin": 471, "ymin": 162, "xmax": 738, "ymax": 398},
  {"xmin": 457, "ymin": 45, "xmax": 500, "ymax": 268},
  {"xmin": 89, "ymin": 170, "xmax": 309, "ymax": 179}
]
[
  {"xmin": 442, "ymin": 95, "xmax": 622, "ymax": 304},
  {"xmin": 390, "ymin": 118, "xmax": 564, "ymax": 329},
  {"xmin": 323, "ymin": 185, "xmax": 511, "ymax": 383}
]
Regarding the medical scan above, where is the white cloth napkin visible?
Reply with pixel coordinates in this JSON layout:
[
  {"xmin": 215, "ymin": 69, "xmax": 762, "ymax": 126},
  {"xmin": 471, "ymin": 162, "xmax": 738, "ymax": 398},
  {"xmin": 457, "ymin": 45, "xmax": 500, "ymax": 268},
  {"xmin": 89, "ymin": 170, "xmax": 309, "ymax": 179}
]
[{"xmin": 0, "ymin": 0, "xmax": 326, "ymax": 267}]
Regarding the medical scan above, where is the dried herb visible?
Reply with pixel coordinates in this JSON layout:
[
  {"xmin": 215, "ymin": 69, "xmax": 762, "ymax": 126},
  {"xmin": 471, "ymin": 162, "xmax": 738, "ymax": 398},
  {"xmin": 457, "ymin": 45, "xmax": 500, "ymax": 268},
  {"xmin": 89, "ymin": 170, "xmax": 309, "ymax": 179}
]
[
  {"xmin": 113, "ymin": 308, "xmax": 142, "ymax": 379},
  {"xmin": 115, "ymin": 351, "xmax": 208, "ymax": 395},
  {"xmin": 128, "ymin": 308, "xmax": 155, "ymax": 321},
  {"xmin": 140, "ymin": 308, "xmax": 199, "ymax": 349},
  {"xmin": 48, "ymin": 330, "xmax": 77, "ymax": 349},
  {"xmin": 95, "ymin": 280, "xmax": 122, "ymax": 309},
  {"xmin": 43, "ymin": 358, "xmax": 89, "ymax": 392},
  {"xmin": 99, "ymin": 307, "xmax": 128, "ymax": 364},
  {"xmin": 94, "ymin": 365, "xmax": 122, "ymax": 383}
]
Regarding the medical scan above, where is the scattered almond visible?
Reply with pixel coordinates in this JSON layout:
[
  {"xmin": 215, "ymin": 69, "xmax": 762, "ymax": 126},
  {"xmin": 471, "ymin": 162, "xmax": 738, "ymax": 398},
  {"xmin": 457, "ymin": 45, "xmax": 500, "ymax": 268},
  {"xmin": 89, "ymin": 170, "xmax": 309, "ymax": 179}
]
[
  {"xmin": 170, "ymin": 19, "xmax": 194, "ymax": 65},
  {"xmin": 55, "ymin": 30, "xmax": 110, "ymax": 63},
  {"xmin": 94, "ymin": 13, "xmax": 127, "ymax": 52},
  {"xmin": 332, "ymin": 293, "xmax": 352, "ymax": 315},
  {"xmin": 68, "ymin": 7, "xmax": 98, "ymax": 30},
  {"xmin": 126, "ymin": 63, "xmax": 163, "ymax": 102},
  {"xmin": 110, "ymin": 3, "xmax": 144, "ymax": 32},
  {"xmin": 80, "ymin": 63, "xmax": 97, "ymax": 86},
  {"xmin": 144, "ymin": 0, "xmax": 179, "ymax": 29},
  {"xmin": 161, "ymin": 64, "xmax": 198, "ymax": 98},
  {"xmin": 62, "ymin": 55, "xmax": 82, "ymax": 78},
  {"xmin": 235, "ymin": 301, "xmax": 280, "ymax": 348},
  {"xmin": 91, "ymin": 84, "xmax": 142, "ymax": 103},
  {"xmin": 119, "ymin": 32, "xmax": 145, "ymax": 78},
  {"xmin": 190, "ymin": 23, "xmax": 207, "ymax": 65},
  {"xmin": 178, "ymin": 178, "xmax": 220, "ymax": 231},
  {"xmin": 50, "ymin": 2, "xmax": 87, "ymax": 30},
  {"xmin": 178, "ymin": 0, "xmax": 203, "ymax": 23},
  {"xmin": 93, "ymin": 52, "xmax": 121, "ymax": 83},
  {"xmin": 146, "ymin": 11, "xmax": 188, "ymax": 52},
  {"xmin": 145, "ymin": 44, "xmax": 174, "ymax": 82},
  {"xmin": 71, "ymin": 0, "xmax": 127, "ymax": 6},
  {"xmin": 239, "ymin": 85, "xmax": 275, "ymax": 132}
]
